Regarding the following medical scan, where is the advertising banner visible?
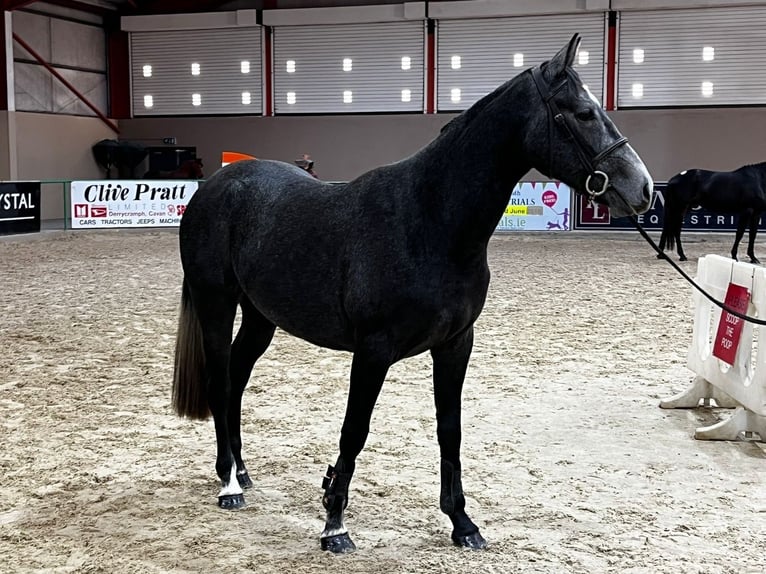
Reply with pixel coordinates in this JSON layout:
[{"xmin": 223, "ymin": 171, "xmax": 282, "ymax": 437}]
[
  {"xmin": 495, "ymin": 181, "xmax": 572, "ymax": 232},
  {"xmin": 573, "ymin": 182, "xmax": 765, "ymax": 231},
  {"xmin": 70, "ymin": 180, "xmax": 199, "ymax": 229},
  {"xmin": 0, "ymin": 181, "xmax": 41, "ymax": 236}
]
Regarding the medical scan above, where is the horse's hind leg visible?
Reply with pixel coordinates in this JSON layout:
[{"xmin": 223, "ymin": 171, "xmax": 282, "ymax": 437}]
[
  {"xmin": 320, "ymin": 338, "xmax": 391, "ymax": 553},
  {"xmin": 431, "ymin": 326, "xmax": 486, "ymax": 549},
  {"xmin": 189, "ymin": 286, "xmax": 245, "ymax": 508},
  {"xmin": 657, "ymin": 229, "xmax": 667, "ymax": 259},
  {"xmin": 228, "ymin": 297, "xmax": 276, "ymax": 489},
  {"xmin": 746, "ymin": 211, "xmax": 761, "ymax": 264},
  {"xmin": 731, "ymin": 211, "xmax": 751, "ymax": 262}
]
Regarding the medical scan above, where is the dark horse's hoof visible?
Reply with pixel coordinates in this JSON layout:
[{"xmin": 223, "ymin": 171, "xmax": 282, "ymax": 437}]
[
  {"xmin": 218, "ymin": 493, "xmax": 246, "ymax": 510},
  {"xmin": 679, "ymin": 256, "xmax": 688, "ymax": 262},
  {"xmin": 237, "ymin": 472, "xmax": 253, "ymax": 489},
  {"xmin": 321, "ymin": 532, "xmax": 357, "ymax": 554},
  {"xmin": 452, "ymin": 530, "xmax": 487, "ymax": 549},
  {"xmin": 751, "ymin": 258, "xmax": 761, "ymax": 265}
]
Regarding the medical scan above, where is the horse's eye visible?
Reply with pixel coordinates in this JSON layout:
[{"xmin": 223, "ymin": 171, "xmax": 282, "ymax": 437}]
[{"xmin": 575, "ymin": 109, "xmax": 596, "ymax": 122}]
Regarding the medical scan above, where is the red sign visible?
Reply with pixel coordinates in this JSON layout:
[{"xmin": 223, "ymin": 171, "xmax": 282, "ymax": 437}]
[
  {"xmin": 91, "ymin": 205, "xmax": 108, "ymax": 218},
  {"xmin": 577, "ymin": 196, "xmax": 611, "ymax": 225},
  {"xmin": 713, "ymin": 283, "xmax": 751, "ymax": 366}
]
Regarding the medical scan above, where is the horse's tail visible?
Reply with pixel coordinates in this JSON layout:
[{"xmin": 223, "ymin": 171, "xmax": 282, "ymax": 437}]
[{"xmin": 172, "ymin": 278, "xmax": 210, "ymax": 419}]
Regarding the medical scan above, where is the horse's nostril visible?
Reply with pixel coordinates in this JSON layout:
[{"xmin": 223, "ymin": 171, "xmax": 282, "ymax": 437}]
[{"xmin": 643, "ymin": 182, "xmax": 653, "ymax": 202}]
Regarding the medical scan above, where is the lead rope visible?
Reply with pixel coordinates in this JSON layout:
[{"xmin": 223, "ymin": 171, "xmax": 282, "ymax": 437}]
[{"xmin": 628, "ymin": 215, "xmax": 766, "ymax": 325}]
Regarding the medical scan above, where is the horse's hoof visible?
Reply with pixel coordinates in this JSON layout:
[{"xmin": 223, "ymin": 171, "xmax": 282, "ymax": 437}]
[
  {"xmin": 320, "ymin": 532, "xmax": 357, "ymax": 554},
  {"xmin": 679, "ymin": 256, "xmax": 688, "ymax": 262},
  {"xmin": 452, "ymin": 530, "xmax": 487, "ymax": 549},
  {"xmin": 656, "ymin": 253, "xmax": 664, "ymax": 259},
  {"xmin": 218, "ymin": 493, "xmax": 246, "ymax": 510},
  {"xmin": 237, "ymin": 472, "xmax": 253, "ymax": 489},
  {"xmin": 752, "ymin": 258, "xmax": 761, "ymax": 265}
]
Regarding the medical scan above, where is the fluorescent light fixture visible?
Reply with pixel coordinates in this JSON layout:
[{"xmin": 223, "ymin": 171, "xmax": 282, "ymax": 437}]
[
  {"xmin": 633, "ymin": 48, "xmax": 645, "ymax": 64},
  {"xmin": 578, "ymin": 50, "xmax": 589, "ymax": 65},
  {"xmin": 632, "ymin": 83, "xmax": 644, "ymax": 98},
  {"xmin": 451, "ymin": 55, "xmax": 461, "ymax": 69},
  {"xmin": 241, "ymin": 61, "xmax": 250, "ymax": 74},
  {"xmin": 343, "ymin": 90, "xmax": 353, "ymax": 103},
  {"xmin": 142, "ymin": 65, "xmax": 152, "ymax": 78},
  {"xmin": 143, "ymin": 95, "xmax": 153, "ymax": 108},
  {"xmin": 401, "ymin": 56, "xmax": 411, "ymax": 70},
  {"xmin": 702, "ymin": 81, "xmax": 714, "ymax": 97},
  {"xmin": 451, "ymin": 88, "xmax": 461, "ymax": 103},
  {"xmin": 401, "ymin": 89, "xmax": 411, "ymax": 102},
  {"xmin": 241, "ymin": 92, "xmax": 251, "ymax": 105},
  {"xmin": 343, "ymin": 58, "xmax": 352, "ymax": 72},
  {"xmin": 286, "ymin": 60, "xmax": 296, "ymax": 73},
  {"xmin": 513, "ymin": 53, "xmax": 524, "ymax": 67},
  {"xmin": 286, "ymin": 92, "xmax": 296, "ymax": 104},
  {"xmin": 192, "ymin": 93, "xmax": 201, "ymax": 106},
  {"xmin": 702, "ymin": 46, "xmax": 715, "ymax": 61},
  {"xmin": 191, "ymin": 62, "xmax": 200, "ymax": 76}
]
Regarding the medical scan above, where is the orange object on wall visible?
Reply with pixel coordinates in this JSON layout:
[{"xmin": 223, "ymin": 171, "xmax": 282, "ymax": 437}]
[{"xmin": 221, "ymin": 151, "xmax": 256, "ymax": 167}]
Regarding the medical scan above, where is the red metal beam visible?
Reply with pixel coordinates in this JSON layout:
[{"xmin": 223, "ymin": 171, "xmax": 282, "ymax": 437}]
[
  {"xmin": 2, "ymin": 1, "xmax": 39, "ymax": 9},
  {"xmin": 605, "ymin": 11, "xmax": 617, "ymax": 111},
  {"xmin": 107, "ymin": 28, "xmax": 130, "ymax": 119},
  {"xmin": 426, "ymin": 18, "xmax": 435, "ymax": 114},
  {"xmin": 13, "ymin": 32, "xmax": 119, "ymax": 133},
  {"xmin": 264, "ymin": 26, "xmax": 273, "ymax": 116}
]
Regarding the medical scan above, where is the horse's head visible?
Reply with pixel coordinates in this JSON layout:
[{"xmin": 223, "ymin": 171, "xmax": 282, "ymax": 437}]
[{"xmin": 523, "ymin": 34, "xmax": 653, "ymax": 218}]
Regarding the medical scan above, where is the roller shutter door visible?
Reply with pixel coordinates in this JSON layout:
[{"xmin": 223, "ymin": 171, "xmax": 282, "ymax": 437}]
[
  {"xmin": 131, "ymin": 28, "xmax": 262, "ymax": 116},
  {"xmin": 437, "ymin": 14, "xmax": 606, "ymax": 112},
  {"xmin": 619, "ymin": 7, "xmax": 766, "ymax": 107},
  {"xmin": 273, "ymin": 22, "xmax": 425, "ymax": 114}
]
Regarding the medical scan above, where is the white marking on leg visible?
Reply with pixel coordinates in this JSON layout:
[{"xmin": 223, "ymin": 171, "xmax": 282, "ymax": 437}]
[
  {"xmin": 321, "ymin": 525, "xmax": 347, "ymax": 538},
  {"xmin": 217, "ymin": 463, "xmax": 243, "ymax": 497}
]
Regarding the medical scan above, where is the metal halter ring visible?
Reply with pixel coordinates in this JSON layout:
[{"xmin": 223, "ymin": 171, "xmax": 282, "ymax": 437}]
[{"xmin": 585, "ymin": 170, "xmax": 609, "ymax": 198}]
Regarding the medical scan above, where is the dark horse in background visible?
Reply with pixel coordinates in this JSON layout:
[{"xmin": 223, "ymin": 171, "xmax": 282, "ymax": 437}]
[
  {"xmin": 172, "ymin": 35, "xmax": 653, "ymax": 553},
  {"xmin": 658, "ymin": 164, "xmax": 766, "ymax": 264},
  {"xmin": 144, "ymin": 158, "xmax": 204, "ymax": 179}
]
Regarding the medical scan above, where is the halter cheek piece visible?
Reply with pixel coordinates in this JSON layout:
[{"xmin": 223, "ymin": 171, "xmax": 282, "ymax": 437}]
[{"xmin": 530, "ymin": 66, "xmax": 628, "ymax": 199}]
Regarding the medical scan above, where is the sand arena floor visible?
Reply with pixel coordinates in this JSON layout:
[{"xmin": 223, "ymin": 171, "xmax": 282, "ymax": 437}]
[{"xmin": 0, "ymin": 229, "xmax": 764, "ymax": 574}]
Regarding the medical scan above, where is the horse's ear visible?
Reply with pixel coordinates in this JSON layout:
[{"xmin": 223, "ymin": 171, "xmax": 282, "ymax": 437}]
[{"xmin": 545, "ymin": 33, "xmax": 581, "ymax": 79}]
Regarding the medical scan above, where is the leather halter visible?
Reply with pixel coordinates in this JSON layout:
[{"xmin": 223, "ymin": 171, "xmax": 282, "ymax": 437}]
[{"xmin": 530, "ymin": 65, "xmax": 628, "ymax": 198}]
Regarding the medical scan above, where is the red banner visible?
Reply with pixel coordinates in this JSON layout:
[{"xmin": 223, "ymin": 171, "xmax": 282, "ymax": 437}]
[{"xmin": 712, "ymin": 283, "xmax": 751, "ymax": 366}]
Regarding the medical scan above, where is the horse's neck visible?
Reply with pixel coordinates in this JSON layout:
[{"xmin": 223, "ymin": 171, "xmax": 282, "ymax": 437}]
[{"xmin": 415, "ymin": 84, "xmax": 532, "ymax": 244}]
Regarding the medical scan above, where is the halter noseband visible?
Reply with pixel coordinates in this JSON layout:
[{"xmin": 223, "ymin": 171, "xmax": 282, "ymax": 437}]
[{"xmin": 530, "ymin": 66, "xmax": 628, "ymax": 199}]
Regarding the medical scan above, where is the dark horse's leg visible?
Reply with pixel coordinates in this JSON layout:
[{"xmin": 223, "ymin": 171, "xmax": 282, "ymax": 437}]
[
  {"xmin": 228, "ymin": 297, "xmax": 276, "ymax": 490},
  {"xmin": 320, "ymin": 339, "xmax": 391, "ymax": 553},
  {"xmin": 192, "ymin": 288, "xmax": 276, "ymax": 509},
  {"xmin": 731, "ymin": 210, "xmax": 752, "ymax": 262},
  {"xmin": 746, "ymin": 211, "xmax": 761, "ymax": 265},
  {"xmin": 657, "ymin": 228, "xmax": 667, "ymax": 259},
  {"xmin": 431, "ymin": 326, "xmax": 486, "ymax": 549}
]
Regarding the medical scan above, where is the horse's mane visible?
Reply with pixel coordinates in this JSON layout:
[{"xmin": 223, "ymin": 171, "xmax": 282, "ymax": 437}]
[
  {"xmin": 439, "ymin": 75, "xmax": 517, "ymax": 135},
  {"xmin": 741, "ymin": 161, "xmax": 766, "ymax": 170}
]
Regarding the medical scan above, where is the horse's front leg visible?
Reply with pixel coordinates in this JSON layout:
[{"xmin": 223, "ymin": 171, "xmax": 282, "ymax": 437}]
[
  {"xmin": 731, "ymin": 210, "xmax": 751, "ymax": 262},
  {"xmin": 431, "ymin": 326, "xmax": 486, "ymax": 549},
  {"xmin": 320, "ymin": 342, "xmax": 391, "ymax": 553},
  {"xmin": 746, "ymin": 211, "xmax": 761, "ymax": 264}
]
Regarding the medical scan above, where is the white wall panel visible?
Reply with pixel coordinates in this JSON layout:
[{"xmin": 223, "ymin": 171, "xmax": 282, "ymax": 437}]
[
  {"xmin": 131, "ymin": 28, "xmax": 263, "ymax": 116},
  {"xmin": 437, "ymin": 14, "xmax": 606, "ymax": 112},
  {"xmin": 619, "ymin": 7, "xmax": 766, "ymax": 106},
  {"xmin": 273, "ymin": 22, "xmax": 424, "ymax": 114}
]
